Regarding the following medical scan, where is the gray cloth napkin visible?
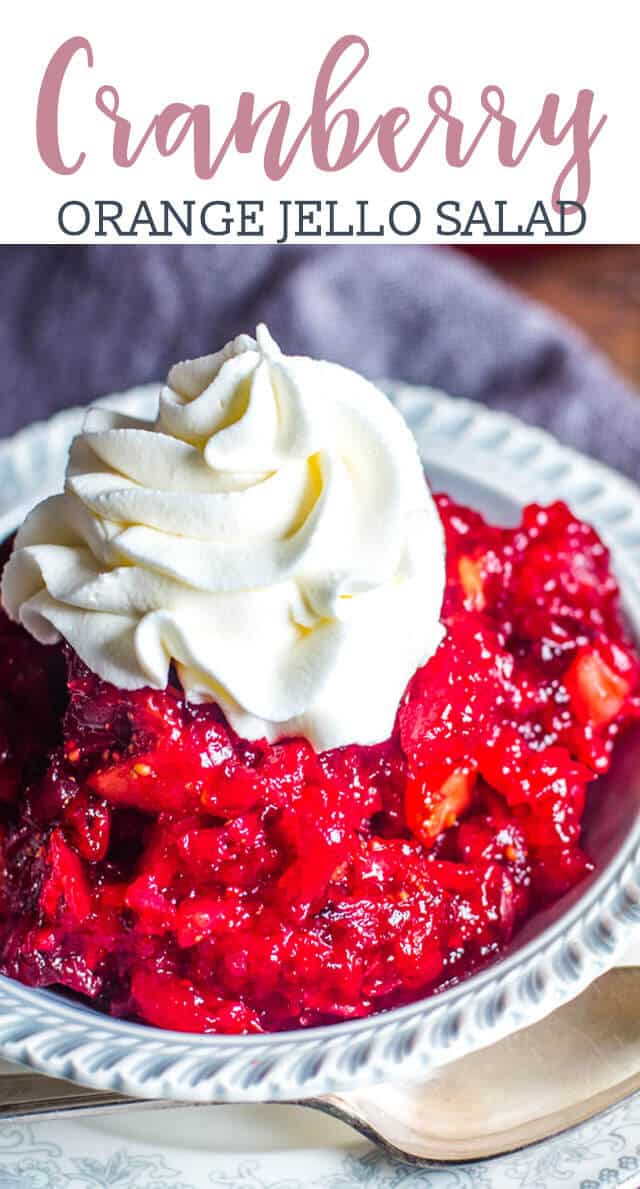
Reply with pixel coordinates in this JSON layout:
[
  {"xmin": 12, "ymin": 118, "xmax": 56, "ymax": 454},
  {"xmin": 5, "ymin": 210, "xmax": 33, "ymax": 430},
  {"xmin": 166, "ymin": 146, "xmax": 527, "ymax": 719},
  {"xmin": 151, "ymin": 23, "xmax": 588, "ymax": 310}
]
[{"xmin": 0, "ymin": 245, "xmax": 637, "ymax": 480}]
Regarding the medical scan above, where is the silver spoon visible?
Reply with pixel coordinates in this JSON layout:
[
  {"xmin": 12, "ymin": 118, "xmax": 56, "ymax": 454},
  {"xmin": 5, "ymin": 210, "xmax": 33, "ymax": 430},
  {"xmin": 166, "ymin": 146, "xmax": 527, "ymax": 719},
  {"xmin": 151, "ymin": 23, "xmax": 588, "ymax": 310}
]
[{"xmin": 1, "ymin": 966, "xmax": 639, "ymax": 1163}]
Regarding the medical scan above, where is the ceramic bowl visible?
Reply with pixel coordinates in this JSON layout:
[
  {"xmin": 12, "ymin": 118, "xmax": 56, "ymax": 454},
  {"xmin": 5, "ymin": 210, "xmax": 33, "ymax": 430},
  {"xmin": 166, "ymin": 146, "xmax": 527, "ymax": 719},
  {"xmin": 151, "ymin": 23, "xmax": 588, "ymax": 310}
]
[{"xmin": 0, "ymin": 382, "xmax": 639, "ymax": 1103}]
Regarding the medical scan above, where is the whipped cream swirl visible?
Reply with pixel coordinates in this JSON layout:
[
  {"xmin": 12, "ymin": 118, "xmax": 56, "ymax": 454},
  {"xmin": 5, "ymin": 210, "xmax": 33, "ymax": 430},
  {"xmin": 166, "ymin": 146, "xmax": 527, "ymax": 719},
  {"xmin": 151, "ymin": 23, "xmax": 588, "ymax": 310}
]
[{"xmin": 2, "ymin": 326, "xmax": 446, "ymax": 750}]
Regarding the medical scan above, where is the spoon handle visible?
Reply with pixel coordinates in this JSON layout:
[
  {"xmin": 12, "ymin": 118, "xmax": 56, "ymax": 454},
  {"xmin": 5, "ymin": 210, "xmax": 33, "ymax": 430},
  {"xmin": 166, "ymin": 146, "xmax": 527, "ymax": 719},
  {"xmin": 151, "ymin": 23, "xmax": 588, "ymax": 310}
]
[{"xmin": 0, "ymin": 1073, "xmax": 165, "ymax": 1121}]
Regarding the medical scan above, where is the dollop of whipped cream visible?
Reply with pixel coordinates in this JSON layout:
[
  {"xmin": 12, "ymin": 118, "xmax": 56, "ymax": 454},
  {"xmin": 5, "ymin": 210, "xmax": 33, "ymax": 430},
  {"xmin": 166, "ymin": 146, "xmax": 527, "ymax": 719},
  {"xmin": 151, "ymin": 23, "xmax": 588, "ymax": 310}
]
[{"xmin": 2, "ymin": 326, "xmax": 446, "ymax": 750}]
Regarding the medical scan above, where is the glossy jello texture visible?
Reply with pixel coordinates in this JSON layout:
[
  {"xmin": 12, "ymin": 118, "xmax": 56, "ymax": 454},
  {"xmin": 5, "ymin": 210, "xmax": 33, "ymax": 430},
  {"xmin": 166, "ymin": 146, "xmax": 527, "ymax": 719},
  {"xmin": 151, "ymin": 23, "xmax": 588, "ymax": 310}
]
[{"xmin": 0, "ymin": 498, "xmax": 638, "ymax": 1034}]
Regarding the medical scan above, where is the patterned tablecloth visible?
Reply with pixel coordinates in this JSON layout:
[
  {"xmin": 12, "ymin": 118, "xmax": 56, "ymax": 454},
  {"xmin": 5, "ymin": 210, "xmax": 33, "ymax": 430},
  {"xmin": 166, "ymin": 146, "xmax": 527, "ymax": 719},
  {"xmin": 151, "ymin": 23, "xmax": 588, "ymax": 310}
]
[{"xmin": 1, "ymin": 1090, "xmax": 640, "ymax": 1189}]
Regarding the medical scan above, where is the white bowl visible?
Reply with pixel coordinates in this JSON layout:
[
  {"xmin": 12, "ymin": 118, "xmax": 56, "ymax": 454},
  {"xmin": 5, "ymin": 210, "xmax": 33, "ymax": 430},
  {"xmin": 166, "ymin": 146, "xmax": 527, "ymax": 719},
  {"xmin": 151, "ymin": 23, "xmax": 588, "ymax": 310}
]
[{"xmin": 1, "ymin": 382, "xmax": 639, "ymax": 1103}]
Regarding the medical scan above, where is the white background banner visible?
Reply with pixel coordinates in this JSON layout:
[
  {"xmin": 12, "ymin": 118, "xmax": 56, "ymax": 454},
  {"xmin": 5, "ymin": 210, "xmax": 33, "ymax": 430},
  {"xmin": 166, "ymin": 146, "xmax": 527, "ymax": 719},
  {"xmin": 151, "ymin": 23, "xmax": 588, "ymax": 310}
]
[{"xmin": 1, "ymin": 0, "xmax": 635, "ymax": 243}]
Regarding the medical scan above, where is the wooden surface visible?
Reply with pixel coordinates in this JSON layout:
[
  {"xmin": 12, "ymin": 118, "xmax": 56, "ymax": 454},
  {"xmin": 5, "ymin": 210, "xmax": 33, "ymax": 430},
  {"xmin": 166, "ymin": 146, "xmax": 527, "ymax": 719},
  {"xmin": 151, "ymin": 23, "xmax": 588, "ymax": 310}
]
[{"xmin": 477, "ymin": 247, "xmax": 640, "ymax": 392}]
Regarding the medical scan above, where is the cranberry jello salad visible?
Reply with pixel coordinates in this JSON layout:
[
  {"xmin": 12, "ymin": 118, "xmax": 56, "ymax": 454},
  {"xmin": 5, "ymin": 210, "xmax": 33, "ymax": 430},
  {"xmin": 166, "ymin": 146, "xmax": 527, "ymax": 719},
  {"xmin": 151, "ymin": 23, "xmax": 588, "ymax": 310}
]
[{"xmin": 0, "ymin": 326, "xmax": 637, "ymax": 1034}]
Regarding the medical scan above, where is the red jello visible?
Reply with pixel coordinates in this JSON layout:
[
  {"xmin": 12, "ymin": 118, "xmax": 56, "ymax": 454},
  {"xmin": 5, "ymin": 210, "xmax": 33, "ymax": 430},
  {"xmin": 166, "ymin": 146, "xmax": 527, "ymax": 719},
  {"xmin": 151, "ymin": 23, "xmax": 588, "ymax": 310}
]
[{"xmin": 0, "ymin": 497, "xmax": 638, "ymax": 1034}]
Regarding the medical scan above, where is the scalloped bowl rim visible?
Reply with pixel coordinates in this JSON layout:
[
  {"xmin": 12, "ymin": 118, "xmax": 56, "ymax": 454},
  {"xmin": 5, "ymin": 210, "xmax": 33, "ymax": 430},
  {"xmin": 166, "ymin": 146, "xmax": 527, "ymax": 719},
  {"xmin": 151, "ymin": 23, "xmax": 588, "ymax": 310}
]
[{"xmin": 0, "ymin": 381, "xmax": 638, "ymax": 1101}]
